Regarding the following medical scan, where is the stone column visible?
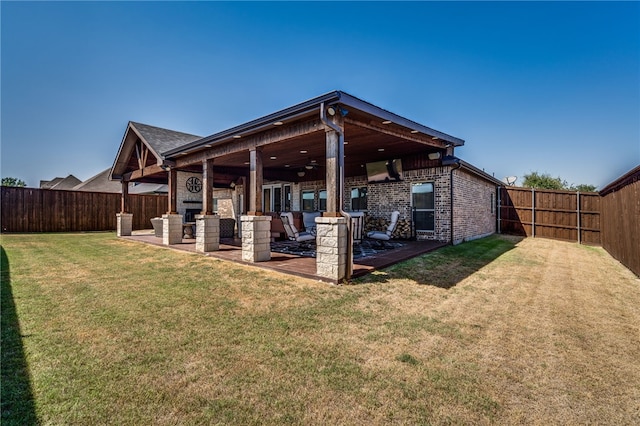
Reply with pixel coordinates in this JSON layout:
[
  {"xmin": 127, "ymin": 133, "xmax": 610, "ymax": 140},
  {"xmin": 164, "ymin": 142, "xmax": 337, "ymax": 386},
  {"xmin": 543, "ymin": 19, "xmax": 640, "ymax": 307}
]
[
  {"xmin": 163, "ymin": 213, "xmax": 183, "ymax": 245},
  {"xmin": 315, "ymin": 216, "xmax": 348, "ymax": 282},
  {"xmin": 195, "ymin": 214, "xmax": 219, "ymax": 253},
  {"xmin": 116, "ymin": 213, "xmax": 133, "ymax": 237},
  {"xmin": 241, "ymin": 215, "xmax": 272, "ymax": 262}
]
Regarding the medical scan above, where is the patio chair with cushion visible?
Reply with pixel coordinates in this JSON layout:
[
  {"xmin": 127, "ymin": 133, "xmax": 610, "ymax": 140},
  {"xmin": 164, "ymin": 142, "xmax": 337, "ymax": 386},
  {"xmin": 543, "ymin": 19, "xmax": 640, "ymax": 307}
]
[
  {"xmin": 302, "ymin": 211, "xmax": 322, "ymax": 235},
  {"xmin": 280, "ymin": 212, "xmax": 315, "ymax": 251},
  {"xmin": 366, "ymin": 211, "xmax": 400, "ymax": 248}
]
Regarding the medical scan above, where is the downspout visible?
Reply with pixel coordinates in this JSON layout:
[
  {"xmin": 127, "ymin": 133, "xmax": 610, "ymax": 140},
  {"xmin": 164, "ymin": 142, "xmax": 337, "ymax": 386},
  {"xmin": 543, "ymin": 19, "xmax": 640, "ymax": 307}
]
[
  {"xmin": 450, "ymin": 161, "xmax": 461, "ymax": 245},
  {"xmin": 320, "ymin": 102, "xmax": 353, "ymax": 281}
]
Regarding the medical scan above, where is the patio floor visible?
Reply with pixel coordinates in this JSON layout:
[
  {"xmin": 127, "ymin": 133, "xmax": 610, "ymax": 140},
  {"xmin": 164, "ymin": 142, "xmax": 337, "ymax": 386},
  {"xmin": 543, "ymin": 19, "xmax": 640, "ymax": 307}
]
[{"xmin": 122, "ymin": 231, "xmax": 448, "ymax": 283}]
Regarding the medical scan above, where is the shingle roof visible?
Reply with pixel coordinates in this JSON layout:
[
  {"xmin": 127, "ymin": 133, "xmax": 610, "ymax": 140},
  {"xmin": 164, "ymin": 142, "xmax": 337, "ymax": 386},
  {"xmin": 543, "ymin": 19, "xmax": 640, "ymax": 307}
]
[
  {"xmin": 40, "ymin": 175, "xmax": 82, "ymax": 190},
  {"xmin": 73, "ymin": 169, "xmax": 121, "ymax": 192},
  {"xmin": 75, "ymin": 168, "xmax": 168, "ymax": 193},
  {"xmin": 130, "ymin": 122, "xmax": 202, "ymax": 156}
]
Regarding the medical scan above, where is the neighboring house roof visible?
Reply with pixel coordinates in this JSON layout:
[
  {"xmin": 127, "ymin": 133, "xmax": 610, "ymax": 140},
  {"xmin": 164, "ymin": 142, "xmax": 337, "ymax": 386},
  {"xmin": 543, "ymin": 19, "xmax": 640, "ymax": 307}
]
[
  {"xmin": 40, "ymin": 177, "xmax": 64, "ymax": 189},
  {"xmin": 39, "ymin": 174, "xmax": 82, "ymax": 190},
  {"xmin": 130, "ymin": 183, "xmax": 168, "ymax": 194},
  {"xmin": 110, "ymin": 122, "xmax": 202, "ymax": 180},
  {"xmin": 74, "ymin": 168, "xmax": 168, "ymax": 194},
  {"xmin": 73, "ymin": 168, "xmax": 121, "ymax": 192}
]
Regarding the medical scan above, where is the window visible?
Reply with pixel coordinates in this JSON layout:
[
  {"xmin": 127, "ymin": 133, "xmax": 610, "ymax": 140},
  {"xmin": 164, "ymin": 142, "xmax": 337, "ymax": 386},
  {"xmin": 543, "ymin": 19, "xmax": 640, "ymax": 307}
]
[
  {"xmin": 263, "ymin": 184, "xmax": 283, "ymax": 212},
  {"xmin": 412, "ymin": 182, "xmax": 435, "ymax": 231},
  {"xmin": 302, "ymin": 190, "xmax": 315, "ymax": 212},
  {"xmin": 212, "ymin": 198, "xmax": 219, "ymax": 213},
  {"xmin": 318, "ymin": 190, "xmax": 327, "ymax": 211},
  {"xmin": 492, "ymin": 193, "xmax": 496, "ymax": 213},
  {"xmin": 350, "ymin": 187, "xmax": 368, "ymax": 211},
  {"xmin": 273, "ymin": 187, "xmax": 282, "ymax": 212},
  {"xmin": 284, "ymin": 185, "xmax": 291, "ymax": 211},
  {"xmin": 263, "ymin": 187, "xmax": 272, "ymax": 212}
]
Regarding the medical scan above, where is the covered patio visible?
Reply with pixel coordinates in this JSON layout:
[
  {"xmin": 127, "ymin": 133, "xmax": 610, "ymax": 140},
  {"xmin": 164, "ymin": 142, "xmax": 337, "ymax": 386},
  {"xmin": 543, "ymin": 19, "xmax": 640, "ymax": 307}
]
[{"xmin": 111, "ymin": 91, "xmax": 464, "ymax": 283}]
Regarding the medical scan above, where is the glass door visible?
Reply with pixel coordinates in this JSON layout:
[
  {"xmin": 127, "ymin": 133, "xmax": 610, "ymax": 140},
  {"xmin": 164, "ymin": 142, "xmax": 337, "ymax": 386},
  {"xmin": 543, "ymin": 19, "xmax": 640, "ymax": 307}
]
[{"xmin": 412, "ymin": 182, "xmax": 435, "ymax": 231}]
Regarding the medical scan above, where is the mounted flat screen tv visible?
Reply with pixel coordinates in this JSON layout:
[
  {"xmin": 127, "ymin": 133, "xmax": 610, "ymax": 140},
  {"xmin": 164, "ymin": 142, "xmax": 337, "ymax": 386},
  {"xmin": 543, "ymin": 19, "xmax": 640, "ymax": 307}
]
[{"xmin": 366, "ymin": 159, "xmax": 403, "ymax": 183}]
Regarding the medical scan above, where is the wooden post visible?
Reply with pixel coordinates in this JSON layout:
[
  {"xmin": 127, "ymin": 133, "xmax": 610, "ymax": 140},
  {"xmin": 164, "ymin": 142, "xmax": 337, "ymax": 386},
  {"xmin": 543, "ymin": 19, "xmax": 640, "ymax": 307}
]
[
  {"xmin": 168, "ymin": 168, "xmax": 178, "ymax": 214},
  {"xmin": 248, "ymin": 148, "xmax": 263, "ymax": 215},
  {"xmin": 120, "ymin": 180, "xmax": 129, "ymax": 213},
  {"xmin": 324, "ymin": 113, "xmax": 343, "ymax": 216},
  {"xmin": 202, "ymin": 158, "xmax": 214, "ymax": 215}
]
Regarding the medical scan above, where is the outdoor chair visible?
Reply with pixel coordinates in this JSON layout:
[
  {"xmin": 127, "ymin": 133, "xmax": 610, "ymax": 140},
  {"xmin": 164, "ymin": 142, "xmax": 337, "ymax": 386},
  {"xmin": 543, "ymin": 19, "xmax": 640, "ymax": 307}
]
[
  {"xmin": 280, "ymin": 212, "xmax": 315, "ymax": 251},
  {"xmin": 366, "ymin": 211, "xmax": 400, "ymax": 248}
]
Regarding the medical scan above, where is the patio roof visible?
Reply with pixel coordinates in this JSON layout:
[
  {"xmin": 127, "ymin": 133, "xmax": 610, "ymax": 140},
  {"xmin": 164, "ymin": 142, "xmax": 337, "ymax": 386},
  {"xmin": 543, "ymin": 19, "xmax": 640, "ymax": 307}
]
[
  {"xmin": 111, "ymin": 90, "xmax": 465, "ymax": 185},
  {"xmin": 110, "ymin": 122, "xmax": 202, "ymax": 182}
]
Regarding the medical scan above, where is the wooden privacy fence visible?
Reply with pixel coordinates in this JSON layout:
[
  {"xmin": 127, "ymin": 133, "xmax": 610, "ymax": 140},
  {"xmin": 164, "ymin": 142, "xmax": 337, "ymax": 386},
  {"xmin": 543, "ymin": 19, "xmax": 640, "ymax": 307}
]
[
  {"xmin": 499, "ymin": 187, "xmax": 601, "ymax": 245},
  {"xmin": 1, "ymin": 187, "xmax": 167, "ymax": 232},
  {"xmin": 599, "ymin": 166, "xmax": 640, "ymax": 277}
]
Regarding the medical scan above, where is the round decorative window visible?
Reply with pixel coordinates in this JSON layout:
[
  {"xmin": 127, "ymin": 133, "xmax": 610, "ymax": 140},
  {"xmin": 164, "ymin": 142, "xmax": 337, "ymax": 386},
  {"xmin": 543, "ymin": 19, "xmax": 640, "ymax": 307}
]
[{"xmin": 186, "ymin": 177, "xmax": 202, "ymax": 193}]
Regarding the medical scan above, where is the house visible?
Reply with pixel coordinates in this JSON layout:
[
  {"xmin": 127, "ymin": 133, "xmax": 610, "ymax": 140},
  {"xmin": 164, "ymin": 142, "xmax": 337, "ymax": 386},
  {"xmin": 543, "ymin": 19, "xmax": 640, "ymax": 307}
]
[
  {"xmin": 110, "ymin": 90, "xmax": 502, "ymax": 282},
  {"xmin": 72, "ymin": 167, "xmax": 168, "ymax": 195},
  {"xmin": 40, "ymin": 174, "xmax": 82, "ymax": 190}
]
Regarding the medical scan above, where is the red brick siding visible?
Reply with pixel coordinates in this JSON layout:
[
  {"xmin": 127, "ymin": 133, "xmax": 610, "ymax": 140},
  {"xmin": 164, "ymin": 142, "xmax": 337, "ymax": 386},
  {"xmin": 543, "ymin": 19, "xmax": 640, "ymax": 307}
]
[{"xmin": 452, "ymin": 168, "xmax": 497, "ymax": 244}]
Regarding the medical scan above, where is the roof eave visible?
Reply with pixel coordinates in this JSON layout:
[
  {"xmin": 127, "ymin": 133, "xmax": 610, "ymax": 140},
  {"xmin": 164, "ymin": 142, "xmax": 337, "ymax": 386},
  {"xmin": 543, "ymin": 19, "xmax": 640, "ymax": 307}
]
[{"xmin": 337, "ymin": 92, "xmax": 465, "ymax": 146}]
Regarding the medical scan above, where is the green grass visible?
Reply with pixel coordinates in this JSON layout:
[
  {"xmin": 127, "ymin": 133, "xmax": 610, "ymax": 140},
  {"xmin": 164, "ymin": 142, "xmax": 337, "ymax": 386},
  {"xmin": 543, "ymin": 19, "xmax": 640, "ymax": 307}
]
[{"xmin": 2, "ymin": 232, "xmax": 638, "ymax": 425}]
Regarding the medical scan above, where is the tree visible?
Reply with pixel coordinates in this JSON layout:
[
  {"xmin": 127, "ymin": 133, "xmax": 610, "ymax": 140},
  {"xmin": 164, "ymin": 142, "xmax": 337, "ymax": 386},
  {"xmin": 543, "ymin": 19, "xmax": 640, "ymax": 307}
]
[
  {"xmin": 522, "ymin": 172, "xmax": 567, "ymax": 190},
  {"xmin": 1, "ymin": 177, "xmax": 26, "ymax": 187},
  {"xmin": 569, "ymin": 183, "xmax": 598, "ymax": 193},
  {"xmin": 522, "ymin": 172, "xmax": 596, "ymax": 192}
]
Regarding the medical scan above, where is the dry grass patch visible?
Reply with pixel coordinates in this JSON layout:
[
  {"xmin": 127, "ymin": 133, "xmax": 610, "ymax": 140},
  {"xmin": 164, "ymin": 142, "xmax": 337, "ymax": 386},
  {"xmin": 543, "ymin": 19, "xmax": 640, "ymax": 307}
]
[{"xmin": 2, "ymin": 233, "xmax": 639, "ymax": 425}]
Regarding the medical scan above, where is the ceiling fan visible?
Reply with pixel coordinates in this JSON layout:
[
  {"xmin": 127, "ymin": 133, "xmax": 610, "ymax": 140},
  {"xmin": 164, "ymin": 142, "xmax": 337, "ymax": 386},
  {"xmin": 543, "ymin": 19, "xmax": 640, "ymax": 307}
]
[{"xmin": 303, "ymin": 159, "xmax": 322, "ymax": 170}]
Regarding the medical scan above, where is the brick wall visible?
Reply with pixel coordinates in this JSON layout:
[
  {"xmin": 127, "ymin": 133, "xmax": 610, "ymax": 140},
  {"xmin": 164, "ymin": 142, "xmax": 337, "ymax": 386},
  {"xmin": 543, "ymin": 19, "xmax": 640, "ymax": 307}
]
[
  {"xmin": 257, "ymin": 165, "xmax": 497, "ymax": 245},
  {"xmin": 364, "ymin": 168, "xmax": 452, "ymax": 242},
  {"xmin": 452, "ymin": 168, "xmax": 497, "ymax": 244},
  {"xmin": 177, "ymin": 171, "xmax": 203, "ymax": 217}
]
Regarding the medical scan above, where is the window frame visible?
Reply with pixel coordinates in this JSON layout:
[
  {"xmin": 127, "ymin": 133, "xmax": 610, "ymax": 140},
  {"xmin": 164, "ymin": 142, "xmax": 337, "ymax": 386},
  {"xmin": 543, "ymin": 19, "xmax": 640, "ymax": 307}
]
[
  {"xmin": 350, "ymin": 186, "xmax": 368, "ymax": 212},
  {"xmin": 411, "ymin": 181, "xmax": 435, "ymax": 232}
]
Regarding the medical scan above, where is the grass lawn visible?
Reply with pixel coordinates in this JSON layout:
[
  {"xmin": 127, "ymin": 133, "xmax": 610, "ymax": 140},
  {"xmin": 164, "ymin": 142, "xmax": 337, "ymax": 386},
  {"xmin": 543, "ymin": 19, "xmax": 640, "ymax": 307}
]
[{"xmin": 2, "ymin": 233, "xmax": 639, "ymax": 425}]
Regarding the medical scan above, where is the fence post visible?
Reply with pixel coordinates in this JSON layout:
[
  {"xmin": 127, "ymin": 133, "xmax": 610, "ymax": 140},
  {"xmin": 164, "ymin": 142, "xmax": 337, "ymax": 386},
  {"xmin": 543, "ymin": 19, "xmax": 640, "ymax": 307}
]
[
  {"xmin": 531, "ymin": 188, "xmax": 535, "ymax": 238},
  {"xmin": 577, "ymin": 191, "xmax": 581, "ymax": 244}
]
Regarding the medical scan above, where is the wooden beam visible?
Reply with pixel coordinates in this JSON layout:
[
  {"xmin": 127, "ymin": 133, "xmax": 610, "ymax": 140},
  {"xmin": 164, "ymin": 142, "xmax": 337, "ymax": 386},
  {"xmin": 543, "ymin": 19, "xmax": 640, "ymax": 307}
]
[
  {"xmin": 202, "ymin": 158, "xmax": 214, "ymax": 215},
  {"xmin": 120, "ymin": 180, "xmax": 129, "ymax": 213},
  {"xmin": 174, "ymin": 118, "xmax": 323, "ymax": 168},
  {"xmin": 248, "ymin": 148, "xmax": 263, "ymax": 215},
  {"xmin": 344, "ymin": 117, "xmax": 449, "ymax": 149},
  {"xmin": 135, "ymin": 142, "xmax": 143, "ymax": 170},
  {"xmin": 325, "ymin": 114, "xmax": 343, "ymax": 214},
  {"xmin": 123, "ymin": 164, "xmax": 166, "ymax": 182},
  {"xmin": 168, "ymin": 168, "xmax": 178, "ymax": 214}
]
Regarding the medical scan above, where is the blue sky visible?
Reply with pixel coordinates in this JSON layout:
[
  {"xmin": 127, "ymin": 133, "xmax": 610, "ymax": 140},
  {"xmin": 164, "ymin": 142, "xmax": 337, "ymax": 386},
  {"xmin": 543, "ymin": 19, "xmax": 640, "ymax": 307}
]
[{"xmin": 2, "ymin": 1, "xmax": 638, "ymax": 189}]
